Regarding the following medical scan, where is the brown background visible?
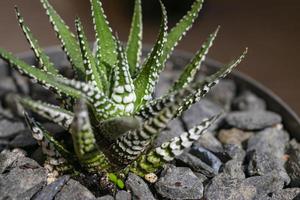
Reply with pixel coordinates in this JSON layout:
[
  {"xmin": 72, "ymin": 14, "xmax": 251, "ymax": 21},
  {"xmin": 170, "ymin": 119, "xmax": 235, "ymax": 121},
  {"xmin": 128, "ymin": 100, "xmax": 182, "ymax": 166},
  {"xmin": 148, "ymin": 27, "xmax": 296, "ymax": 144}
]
[{"xmin": 0, "ymin": 0, "xmax": 299, "ymax": 114}]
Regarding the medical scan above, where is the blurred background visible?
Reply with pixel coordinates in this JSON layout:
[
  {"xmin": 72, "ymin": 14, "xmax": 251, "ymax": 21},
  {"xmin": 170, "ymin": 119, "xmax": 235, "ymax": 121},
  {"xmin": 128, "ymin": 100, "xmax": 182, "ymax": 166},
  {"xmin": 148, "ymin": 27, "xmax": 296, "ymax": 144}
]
[{"xmin": 0, "ymin": 0, "xmax": 299, "ymax": 114}]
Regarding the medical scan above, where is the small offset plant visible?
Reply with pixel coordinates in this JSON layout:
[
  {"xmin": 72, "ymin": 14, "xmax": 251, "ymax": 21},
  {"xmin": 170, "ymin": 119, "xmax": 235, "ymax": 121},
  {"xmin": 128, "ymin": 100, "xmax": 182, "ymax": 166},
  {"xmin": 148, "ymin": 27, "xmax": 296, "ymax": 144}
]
[{"xmin": 0, "ymin": 0, "xmax": 246, "ymax": 191}]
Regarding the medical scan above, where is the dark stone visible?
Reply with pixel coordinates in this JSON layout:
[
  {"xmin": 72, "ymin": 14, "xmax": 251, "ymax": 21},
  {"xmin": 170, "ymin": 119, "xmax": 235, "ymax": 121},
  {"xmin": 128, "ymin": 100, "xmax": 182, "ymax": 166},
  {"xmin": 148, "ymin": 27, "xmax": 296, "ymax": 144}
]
[
  {"xmin": 0, "ymin": 139, "xmax": 9, "ymax": 152},
  {"xmin": 247, "ymin": 127, "xmax": 290, "ymax": 184},
  {"xmin": 154, "ymin": 70, "xmax": 172, "ymax": 98},
  {"xmin": 271, "ymin": 188, "xmax": 300, "ymax": 200},
  {"xmin": 125, "ymin": 173, "xmax": 155, "ymax": 200},
  {"xmin": 181, "ymin": 99, "xmax": 224, "ymax": 130},
  {"xmin": 15, "ymin": 181, "xmax": 45, "ymax": 200},
  {"xmin": 9, "ymin": 129, "xmax": 37, "ymax": 148},
  {"xmin": 0, "ymin": 154, "xmax": 47, "ymax": 199},
  {"xmin": 222, "ymin": 160, "xmax": 245, "ymax": 180},
  {"xmin": 190, "ymin": 146, "xmax": 222, "ymax": 174},
  {"xmin": 154, "ymin": 119, "xmax": 184, "ymax": 147},
  {"xmin": 55, "ymin": 179, "xmax": 96, "ymax": 200},
  {"xmin": 225, "ymin": 111, "xmax": 282, "ymax": 130},
  {"xmin": 155, "ymin": 167, "xmax": 203, "ymax": 199},
  {"xmin": 285, "ymin": 139, "xmax": 300, "ymax": 187},
  {"xmin": 247, "ymin": 127, "xmax": 289, "ymax": 159},
  {"xmin": 233, "ymin": 90, "xmax": 266, "ymax": 111},
  {"xmin": 218, "ymin": 128, "xmax": 254, "ymax": 146},
  {"xmin": 194, "ymin": 172, "xmax": 208, "ymax": 184},
  {"xmin": 176, "ymin": 151, "xmax": 217, "ymax": 177},
  {"xmin": 204, "ymin": 173, "xmax": 256, "ymax": 200},
  {"xmin": 0, "ymin": 119, "xmax": 25, "ymax": 139},
  {"xmin": 194, "ymin": 131, "xmax": 224, "ymax": 156},
  {"xmin": 0, "ymin": 148, "xmax": 27, "ymax": 173},
  {"xmin": 207, "ymin": 79, "xmax": 236, "ymax": 110},
  {"xmin": 115, "ymin": 190, "xmax": 131, "ymax": 200},
  {"xmin": 33, "ymin": 175, "xmax": 70, "ymax": 200},
  {"xmin": 0, "ymin": 105, "xmax": 14, "ymax": 119},
  {"xmin": 0, "ymin": 76, "xmax": 17, "ymax": 96},
  {"xmin": 224, "ymin": 144, "xmax": 246, "ymax": 161},
  {"xmin": 2, "ymin": 93, "xmax": 25, "ymax": 117},
  {"xmin": 242, "ymin": 172, "xmax": 285, "ymax": 196},
  {"xmin": 12, "ymin": 70, "xmax": 30, "ymax": 95},
  {"xmin": 96, "ymin": 195, "xmax": 114, "ymax": 200}
]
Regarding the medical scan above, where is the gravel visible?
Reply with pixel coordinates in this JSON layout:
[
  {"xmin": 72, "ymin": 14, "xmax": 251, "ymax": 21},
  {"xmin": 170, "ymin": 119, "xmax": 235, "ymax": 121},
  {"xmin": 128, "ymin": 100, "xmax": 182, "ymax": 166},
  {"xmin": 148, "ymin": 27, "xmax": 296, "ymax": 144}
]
[
  {"xmin": 225, "ymin": 110, "xmax": 282, "ymax": 130},
  {"xmin": 155, "ymin": 167, "xmax": 203, "ymax": 199},
  {"xmin": 0, "ymin": 119, "xmax": 25, "ymax": 138},
  {"xmin": 233, "ymin": 90, "xmax": 267, "ymax": 111},
  {"xmin": 125, "ymin": 173, "xmax": 155, "ymax": 200},
  {"xmin": 55, "ymin": 179, "xmax": 96, "ymax": 200}
]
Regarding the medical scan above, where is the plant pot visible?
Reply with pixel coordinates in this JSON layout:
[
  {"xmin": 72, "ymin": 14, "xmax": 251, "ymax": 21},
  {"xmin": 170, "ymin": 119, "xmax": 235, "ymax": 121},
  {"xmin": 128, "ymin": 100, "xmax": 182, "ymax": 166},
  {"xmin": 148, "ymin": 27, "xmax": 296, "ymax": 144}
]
[{"xmin": 0, "ymin": 46, "xmax": 299, "ymax": 199}]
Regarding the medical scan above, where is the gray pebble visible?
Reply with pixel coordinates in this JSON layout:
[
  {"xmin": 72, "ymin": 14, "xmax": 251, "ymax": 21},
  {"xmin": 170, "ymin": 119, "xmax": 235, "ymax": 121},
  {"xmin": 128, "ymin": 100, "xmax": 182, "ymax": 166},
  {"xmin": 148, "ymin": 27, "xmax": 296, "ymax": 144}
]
[
  {"xmin": 125, "ymin": 173, "xmax": 155, "ymax": 200},
  {"xmin": 225, "ymin": 111, "xmax": 282, "ymax": 130},
  {"xmin": 155, "ymin": 167, "xmax": 203, "ymax": 199}
]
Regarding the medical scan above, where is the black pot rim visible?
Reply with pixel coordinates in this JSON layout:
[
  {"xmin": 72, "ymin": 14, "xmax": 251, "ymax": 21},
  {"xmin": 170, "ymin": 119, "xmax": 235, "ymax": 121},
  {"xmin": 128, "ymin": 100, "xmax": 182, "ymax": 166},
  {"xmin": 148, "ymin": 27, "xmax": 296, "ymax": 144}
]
[{"xmin": 10, "ymin": 45, "xmax": 300, "ymax": 140}]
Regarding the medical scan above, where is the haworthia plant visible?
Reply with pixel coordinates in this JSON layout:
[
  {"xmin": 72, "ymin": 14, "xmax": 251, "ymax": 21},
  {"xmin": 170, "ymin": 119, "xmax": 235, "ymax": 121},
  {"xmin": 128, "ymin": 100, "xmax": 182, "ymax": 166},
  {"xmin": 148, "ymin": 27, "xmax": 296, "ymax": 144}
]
[{"xmin": 0, "ymin": 0, "xmax": 247, "ymax": 191}]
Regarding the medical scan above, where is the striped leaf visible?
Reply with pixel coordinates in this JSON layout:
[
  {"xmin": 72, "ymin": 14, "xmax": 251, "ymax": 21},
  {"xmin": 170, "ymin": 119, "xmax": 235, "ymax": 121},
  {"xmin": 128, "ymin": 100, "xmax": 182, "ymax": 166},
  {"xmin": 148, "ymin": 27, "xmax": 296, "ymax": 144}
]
[
  {"xmin": 40, "ymin": 0, "xmax": 85, "ymax": 80},
  {"xmin": 75, "ymin": 18, "xmax": 107, "ymax": 91},
  {"xmin": 170, "ymin": 26, "xmax": 220, "ymax": 92},
  {"xmin": 90, "ymin": 0, "xmax": 117, "ymax": 70},
  {"xmin": 160, "ymin": 0, "xmax": 204, "ymax": 65},
  {"xmin": 176, "ymin": 48, "xmax": 248, "ymax": 117},
  {"xmin": 111, "ymin": 40, "xmax": 136, "ymax": 115},
  {"xmin": 137, "ymin": 48, "xmax": 247, "ymax": 120},
  {"xmin": 20, "ymin": 97, "xmax": 74, "ymax": 130},
  {"xmin": 15, "ymin": 7, "xmax": 59, "ymax": 75},
  {"xmin": 134, "ymin": 0, "xmax": 168, "ymax": 109},
  {"xmin": 24, "ymin": 112, "xmax": 75, "ymax": 173},
  {"xmin": 130, "ymin": 115, "xmax": 219, "ymax": 176},
  {"xmin": 70, "ymin": 99, "xmax": 110, "ymax": 172},
  {"xmin": 126, "ymin": 0, "xmax": 143, "ymax": 76}
]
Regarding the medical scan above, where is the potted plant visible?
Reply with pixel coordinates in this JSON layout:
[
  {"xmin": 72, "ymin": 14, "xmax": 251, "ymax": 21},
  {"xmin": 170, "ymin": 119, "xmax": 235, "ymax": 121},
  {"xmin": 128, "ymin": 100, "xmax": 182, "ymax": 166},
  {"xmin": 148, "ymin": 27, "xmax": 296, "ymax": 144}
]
[{"xmin": 0, "ymin": 0, "xmax": 299, "ymax": 199}]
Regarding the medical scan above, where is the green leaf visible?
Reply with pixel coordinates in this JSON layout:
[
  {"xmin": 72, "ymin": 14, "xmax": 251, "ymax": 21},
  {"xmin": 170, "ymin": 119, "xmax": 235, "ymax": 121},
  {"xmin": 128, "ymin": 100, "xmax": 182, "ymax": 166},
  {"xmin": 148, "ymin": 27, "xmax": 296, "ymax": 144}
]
[
  {"xmin": 116, "ymin": 179, "xmax": 125, "ymax": 189},
  {"xmin": 24, "ymin": 112, "xmax": 73, "ymax": 161},
  {"xmin": 130, "ymin": 115, "xmax": 219, "ymax": 176},
  {"xmin": 0, "ymin": 48, "xmax": 81, "ymax": 97},
  {"xmin": 161, "ymin": 0, "xmax": 204, "ymax": 65},
  {"xmin": 111, "ymin": 40, "xmax": 136, "ymax": 115},
  {"xmin": 176, "ymin": 48, "xmax": 248, "ymax": 117},
  {"xmin": 90, "ymin": 0, "xmax": 117, "ymax": 69},
  {"xmin": 0, "ymin": 48, "xmax": 117, "ymax": 120},
  {"xmin": 15, "ymin": 7, "xmax": 59, "ymax": 75},
  {"xmin": 20, "ymin": 96, "xmax": 74, "ymax": 130},
  {"xmin": 170, "ymin": 26, "xmax": 220, "ymax": 92},
  {"xmin": 75, "ymin": 18, "xmax": 107, "ymax": 91},
  {"xmin": 40, "ymin": 0, "xmax": 85, "ymax": 80},
  {"xmin": 126, "ymin": 0, "xmax": 143, "ymax": 76},
  {"xmin": 71, "ymin": 99, "xmax": 110, "ymax": 172},
  {"xmin": 134, "ymin": 0, "xmax": 168, "ymax": 109},
  {"xmin": 138, "ymin": 48, "xmax": 247, "ymax": 120}
]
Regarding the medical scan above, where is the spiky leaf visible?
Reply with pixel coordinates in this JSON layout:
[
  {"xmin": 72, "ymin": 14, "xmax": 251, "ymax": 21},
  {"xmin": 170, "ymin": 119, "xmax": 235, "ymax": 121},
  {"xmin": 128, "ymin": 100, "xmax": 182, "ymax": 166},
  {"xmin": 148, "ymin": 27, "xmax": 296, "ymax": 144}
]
[
  {"xmin": 170, "ymin": 26, "xmax": 220, "ymax": 92},
  {"xmin": 20, "ymin": 96, "xmax": 74, "ymax": 130},
  {"xmin": 40, "ymin": 0, "xmax": 85, "ymax": 79},
  {"xmin": 15, "ymin": 7, "xmax": 59, "ymax": 75},
  {"xmin": 130, "ymin": 115, "xmax": 219, "ymax": 176},
  {"xmin": 111, "ymin": 40, "xmax": 136, "ymax": 115},
  {"xmin": 24, "ymin": 112, "xmax": 75, "ymax": 173},
  {"xmin": 90, "ymin": 0, "xmax": 117, "ymax": 70},
  {"xmin": 161, "ymin": 0, "xmax": 204, "ymax": 64},
  {"xmin": 75, "ymin": 18, "xmax": 107, "ymax": 91},
  {"xmin": 71, "ymin": 99, "xmax": 110, "ymax": 172},
  {"xmin": 134, "ymin": 0, "xmax": 168, "ymax": 109},
  {"xmin": 126, "ymin": 0, "xmax": 143, "ymax": 76}
]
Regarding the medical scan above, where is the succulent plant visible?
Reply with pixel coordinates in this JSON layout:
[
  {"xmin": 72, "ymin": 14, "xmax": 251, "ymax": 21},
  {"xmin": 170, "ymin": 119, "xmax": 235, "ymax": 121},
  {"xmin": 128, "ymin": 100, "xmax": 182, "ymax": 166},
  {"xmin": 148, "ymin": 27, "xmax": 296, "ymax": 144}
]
[{"xmin": 0, "ymin": 0, "xmax": 247, "ymax": 190}]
